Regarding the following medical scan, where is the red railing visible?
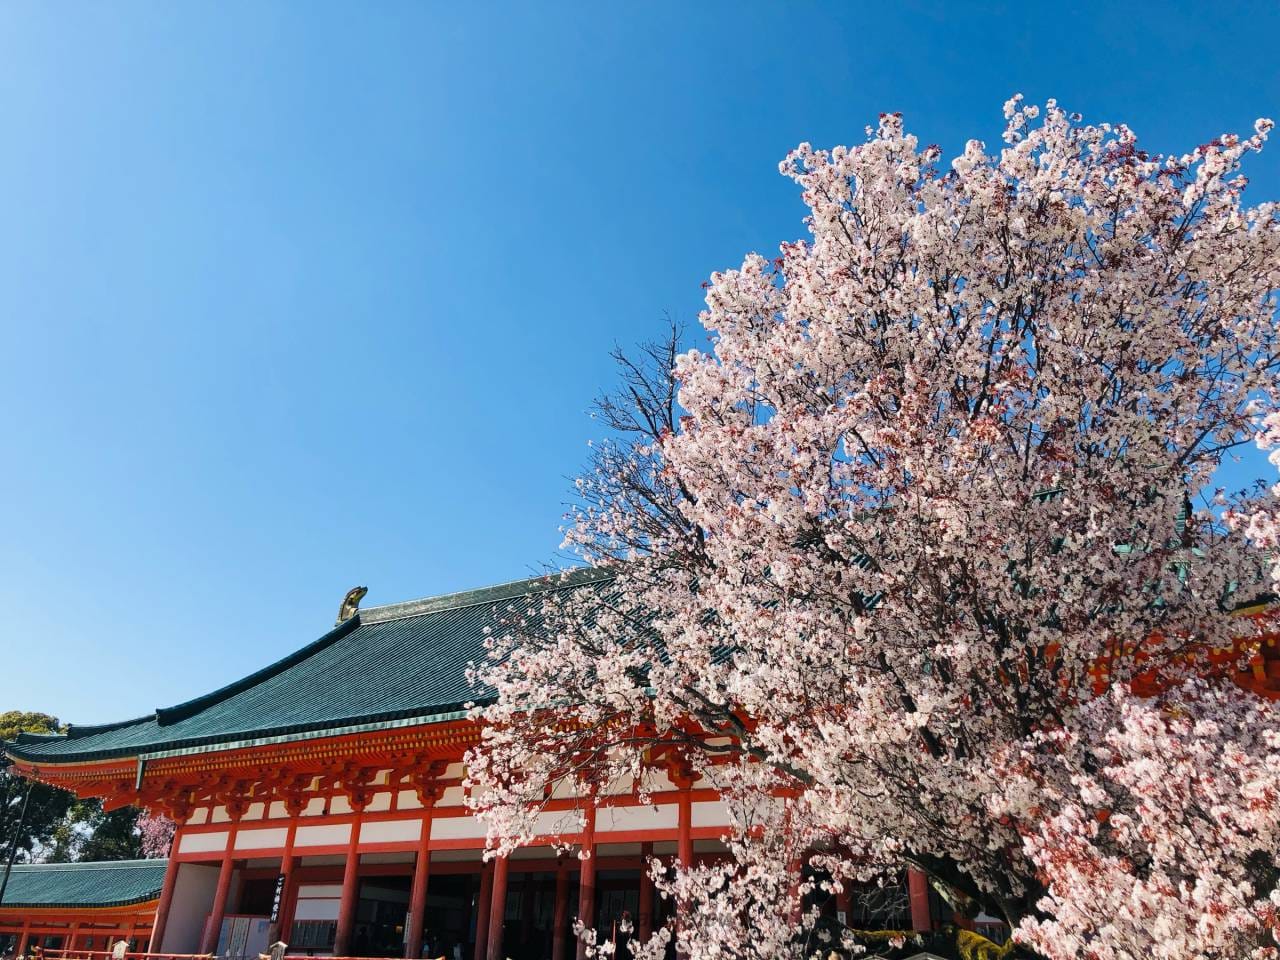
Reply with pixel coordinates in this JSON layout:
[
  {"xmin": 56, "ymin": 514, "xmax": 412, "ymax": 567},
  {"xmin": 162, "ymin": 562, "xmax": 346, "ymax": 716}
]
[{"xmin": 38, "ymin": 953, "xmax": 444, "ymax": 960}]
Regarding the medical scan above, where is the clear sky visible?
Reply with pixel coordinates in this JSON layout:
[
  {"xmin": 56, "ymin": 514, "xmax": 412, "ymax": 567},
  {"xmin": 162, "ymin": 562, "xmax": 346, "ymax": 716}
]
[{"xmin": 2, "ymin": 2, "xmax": 1278, "ymax": 724}]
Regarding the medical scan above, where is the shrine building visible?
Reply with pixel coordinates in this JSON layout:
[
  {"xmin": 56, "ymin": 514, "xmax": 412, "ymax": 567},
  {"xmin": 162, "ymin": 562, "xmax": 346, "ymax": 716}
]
[
  {"xmin": 4, "ymin": 570, "xmax": 937, "ymax": 960},
  {"xmin": 0, "ymin": 859, "xmax": 167, "ymax": 955}
]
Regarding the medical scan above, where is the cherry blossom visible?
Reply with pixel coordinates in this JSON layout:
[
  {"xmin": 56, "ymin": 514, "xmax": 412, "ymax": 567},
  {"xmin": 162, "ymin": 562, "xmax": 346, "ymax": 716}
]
[{"xmin": 468, "ymin": 98, "xmax": 1280, "ymax": 959}]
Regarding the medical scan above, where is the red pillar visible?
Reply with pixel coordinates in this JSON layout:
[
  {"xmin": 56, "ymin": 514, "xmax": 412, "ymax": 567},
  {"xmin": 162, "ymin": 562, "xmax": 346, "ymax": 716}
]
[
  {"xmin": 472, "ymin": 863, "xmax": 494, "ymax": 960},
  {"xmin": 269, "ymin": 816, "xmax": 300, "ymax": 945},
  {"xmin": 201, "ymin": 841, "xmax": 237, "ymax": 953},
  {"xmin": 787, "ymin": 855, "xmax": 804, "ymax": 924},
  {"xmin": 485, "ymin": 856, "xmax": 509, "ymax": 960},
  {"xmin": 16, "ymin": 920, "xmax": 30, "ymax": 957},
  {"xmin": 677, "ymin": 786, "xmax": 693, "ymax": 930},
  {"xmin": 677, "ymin": 790, "xmax": 693, "ymax": 870},
  {"xmin": 638, "ymin": 841, "xmax": 653, "ymax": 942},
  {"xmin": 575, "ymin": 808, "xmax": 596, "ymax": 960},
  {"xmin": 551, "ymin": 862, "xmax": 570, "ymax": 960},
  {"xmin": 835, "ymin": 880, "xmax": 852, "ymax": 928},
  {"xmin": 150, "ymin": 854, "xmax": 183, "ymax": 952},
  {"xmin": 908, "ymin": 869, "xmax": 932, "ymax": 931},
  {"xmin": 405, "ymin": 809, "xmax": 434, "ymax": 959},
  {"xmin": 334, "ymin": 815, "xmax": 363, "ymax": 956}
]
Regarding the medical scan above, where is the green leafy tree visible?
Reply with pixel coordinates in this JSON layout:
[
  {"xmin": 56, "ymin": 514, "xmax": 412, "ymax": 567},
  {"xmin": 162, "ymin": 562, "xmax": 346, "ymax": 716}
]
[
  {"xmin": 3, "ymin": 712, "xmax": 146, "ymax": 864},
  {"xmin": 46, "ymin": 802, "xmax": 142, "ymax": 863},
  {"xmin": 0, "ymin": 711, "xmax": 74, "ymax": 863}
]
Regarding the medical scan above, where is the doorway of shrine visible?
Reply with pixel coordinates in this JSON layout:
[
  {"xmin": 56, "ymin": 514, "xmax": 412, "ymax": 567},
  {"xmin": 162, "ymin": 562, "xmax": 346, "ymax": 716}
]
[
  {"xmin": 352, "ymin": 876, "xmax": 412, "ymax": 957},
  {"xmin": 492, "ymin": 868, "xmax": 572, "ymax": 960},
  {"xmin": 416, "ymin": 873, "xmax": 481, "ymax": 960},
  {"xmin": 349, "ymin": 871, "xmax": 485, "ymax": 959},
  {"xmin": 593, "ymin": 870, "xmax": 644, "ymax": 960}
]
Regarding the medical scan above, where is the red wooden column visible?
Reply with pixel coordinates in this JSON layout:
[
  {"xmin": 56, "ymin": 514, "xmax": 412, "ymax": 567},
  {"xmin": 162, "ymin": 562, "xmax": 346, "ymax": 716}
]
[
  {"xmin": 405, "ymin": 800, "xmax": 437, "ymax": 959},
  {"xmin": 638, "ymin": 841, "xmax": 654, "ymax": 942},
  {"xmin": 334, "ymin": 810, "xmax": 365, "ymax": 956},
  {"xmin": 485, "ymin": 855, "xmax": 510, "ymax": 960},
  {"xmin": 16, "ymin": 920, "xmax": 30, "ymax": 957},
  {"xmin": 150, "ymin": 850, "xmax": 183, "ymax": 951},
  {"xmin": 472, "ymin": 863, "xmax": 494, "ymax": 960},
  {"xmin": 268, "ymin": 809, "xmax": 302, "ymax": 945},
  {"xmin": 908, "ymin": 869, "xmax": 932, "ymax": 931},
  {"xmin": 200, "ymin": 814, "xmax": 241, "ymax": 954},
  {"xmin": 68, "ymin": 924, "xmax": 81, "ymax": 952},
  {"xmin": 551, "ymin": 861, "xmax": 570, "ymax": 960},
  {"xmin": 672, "ymin": 768, "xmax": 695, "ymax": 958},
  {"xmin": 835, "ymin": 881, "xmax": 852, "ymax": 929},
  {"xmin": 575, "ymin": 806, "xmax": 597, "ymax": 960},
  {"xmin": 676, "ymin": 784, "xmax": 693, "ymax": 871}
]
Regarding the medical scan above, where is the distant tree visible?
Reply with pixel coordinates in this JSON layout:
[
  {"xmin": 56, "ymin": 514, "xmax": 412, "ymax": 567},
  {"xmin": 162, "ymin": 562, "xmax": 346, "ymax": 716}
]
[
  {"xmin": 46, "ymin": 802, "xmax": 142, "ymax": 863},
  {"xmin": 2, "ymin": 711, "xmax": 152, "ymax": 864},
  {"xmin": 0, "ymin": 712, "xmax": 73, "ymax": 864}
]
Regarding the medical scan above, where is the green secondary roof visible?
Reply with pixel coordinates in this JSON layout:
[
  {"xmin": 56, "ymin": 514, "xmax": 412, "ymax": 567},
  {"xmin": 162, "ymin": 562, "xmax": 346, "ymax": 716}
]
[
  {"xmin": 5, "ymin": 568, "xmax": 612, "ymax": 766},
  {"xmin": 0, "ymin": 860, "xmax": 167, "ymax": 909}
]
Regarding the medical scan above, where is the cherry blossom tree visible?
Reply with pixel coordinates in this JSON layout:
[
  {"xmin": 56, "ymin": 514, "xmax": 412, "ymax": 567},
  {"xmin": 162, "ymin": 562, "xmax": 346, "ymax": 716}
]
[
  {"xmin": 137, "ymin": 811, "xmax": 176, "ymax": 858},
  {"xmin": 468, "ymin": 99, "xmax": 1280, "ymax": 959}
]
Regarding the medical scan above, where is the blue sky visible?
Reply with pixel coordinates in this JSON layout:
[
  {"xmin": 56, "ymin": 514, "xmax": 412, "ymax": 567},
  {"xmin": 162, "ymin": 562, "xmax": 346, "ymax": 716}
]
[{"xmin": 2, "ymin": 2, "xmax": 1278, "ymax": 723}]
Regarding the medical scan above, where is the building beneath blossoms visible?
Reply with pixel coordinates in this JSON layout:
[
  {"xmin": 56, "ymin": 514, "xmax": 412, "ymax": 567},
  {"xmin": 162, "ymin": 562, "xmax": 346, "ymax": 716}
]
[{"xmin": 2, "ymin": 572, "xmax": 943, "ymax": 960}]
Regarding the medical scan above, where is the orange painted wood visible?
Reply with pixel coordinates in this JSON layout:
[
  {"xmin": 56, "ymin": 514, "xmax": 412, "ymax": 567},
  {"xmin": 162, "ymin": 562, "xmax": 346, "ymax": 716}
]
[
  {"xmin": 485, "ymin": 856, "xmax": 509, "ymax": 960},
  {"xmin": 908, "ymin": 868, "xmax": 933, "ymax": 931},
  {"xmin": 333, "ymin": 817, "xmax": 362, "ymax": 956},
  {"xmin": 575, "ymin": 808, "xmax": 596, "ymax": 960},
  {"xmin": 404, "ymin": 806, "xmax": 433, "ymax": 959},
  {"xmin": 638, "ymin": 842, "xmax": 653, "ymax": 941}
]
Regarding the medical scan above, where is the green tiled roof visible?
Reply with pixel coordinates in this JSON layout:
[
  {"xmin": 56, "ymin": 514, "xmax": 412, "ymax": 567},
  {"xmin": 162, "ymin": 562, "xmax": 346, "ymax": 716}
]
[
  {"xmin": 0, "ymin": 860, "xmax": 167, "ymax": 909},
  {"xmin": 5, "ymin": 568, "xmax": 612, "ymax": 765}
]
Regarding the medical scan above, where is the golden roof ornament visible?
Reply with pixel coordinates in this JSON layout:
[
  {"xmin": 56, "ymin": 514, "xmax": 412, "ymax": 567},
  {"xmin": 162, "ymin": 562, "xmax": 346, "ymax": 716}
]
[{"xmin": 336, "ymin": 585, "xmax": 368, "ymax": 625}]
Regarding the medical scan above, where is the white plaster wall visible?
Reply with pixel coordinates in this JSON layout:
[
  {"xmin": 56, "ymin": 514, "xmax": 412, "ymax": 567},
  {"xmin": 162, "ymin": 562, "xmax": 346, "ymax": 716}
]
[
  {"xmin": 296, "ymin": 823, "xmax": 352, "ymax": 847},
  {"xmin": 430, "ymin": 815, "xmax": 487, "ymax": 840},
  {"xmin": 691, "ymin": 801, "xmax": 730, "ymax": 828},
  {"xmin": 360, "ymin": 819, "xmax": 421, "ymax": 844},
  {"xmin": 599, "ymin": 803, "xmax": 679, "ymax": 832},
  {"xmin": 162, "ymin": 862, "xmax": 219, "ymax": 953},
  {"xmin": 529, "ymin": 809, "xmax": 583, "ymax": 839},
  {"xmin": 437, "ymin": 786, "xmax": 465, "ymax": 807},
  {"xmin": 234, "ymin": 827, "xmax": 289, "ymax": 850},
  {"xmin": 178, "ymin": 830, "xmax": 229, "ymax": 854}
]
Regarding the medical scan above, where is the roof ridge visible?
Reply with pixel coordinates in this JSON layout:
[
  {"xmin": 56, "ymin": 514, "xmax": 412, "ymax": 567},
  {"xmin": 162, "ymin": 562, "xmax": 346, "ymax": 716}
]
[
  {"xmin": 361, "ymin": 566, "xmax": 613, "ymax": 624},
  {"xmin": 9, "ymin": 859, "xmax": 167, "ymax": 871},
  {"xmin": 4, "ymin": 568, "xmax": 618, "ymax": 766},
  {"xmin": 152, "ymin": 615, "xmax": 361, "ymax": 727}
]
